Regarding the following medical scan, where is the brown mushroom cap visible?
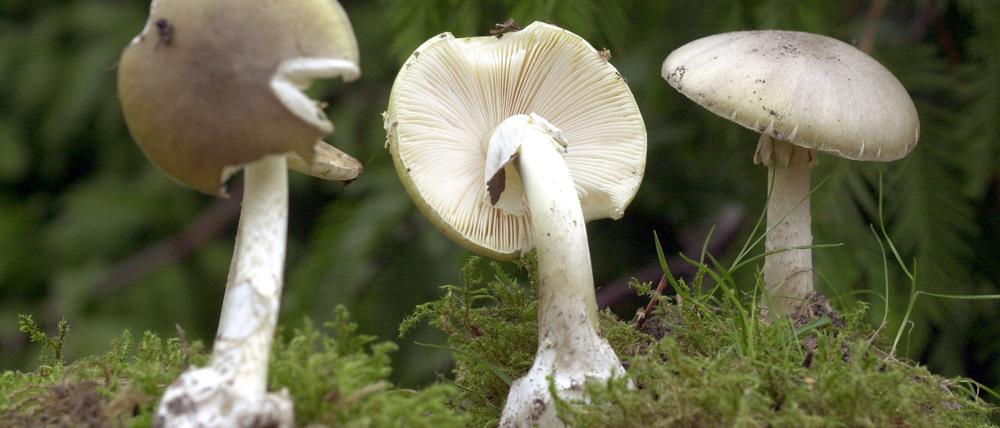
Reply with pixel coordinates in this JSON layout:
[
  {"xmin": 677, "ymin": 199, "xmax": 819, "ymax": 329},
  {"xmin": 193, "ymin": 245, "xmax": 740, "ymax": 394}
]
[
  {"xmin": 662, "ymin": 30, "xmax": 919, "ymax": 161},
  {"xmin": 118, "ymin": 0, "xmax": 359, "ymax": 195}
]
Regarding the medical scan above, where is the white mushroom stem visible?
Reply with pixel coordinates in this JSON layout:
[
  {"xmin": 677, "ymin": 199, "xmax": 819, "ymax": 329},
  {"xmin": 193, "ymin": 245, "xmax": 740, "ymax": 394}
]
[
  {"xmin": 520, "ymin": 128, "xmax": 602, "ymax": 338},
  {"xmin": 155, "ymin": 154, "xmax": 293, "ymax": 428},
  {"xmin": 214, "ymin": 154, "xmax": 288, "ymax": 392},
  {"xmin": 489, "ymin": 115, "xmax": 624, "ymax": 428},
  {"xmin": 753, "ymin": 134, "xmax": 817, "ymax": 314}
]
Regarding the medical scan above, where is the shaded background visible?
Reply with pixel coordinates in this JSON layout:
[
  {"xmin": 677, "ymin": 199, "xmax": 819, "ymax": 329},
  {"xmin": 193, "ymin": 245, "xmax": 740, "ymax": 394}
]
[{"xmin": 2, "ymin": 0, "xmax": 999, "ymax": 393}]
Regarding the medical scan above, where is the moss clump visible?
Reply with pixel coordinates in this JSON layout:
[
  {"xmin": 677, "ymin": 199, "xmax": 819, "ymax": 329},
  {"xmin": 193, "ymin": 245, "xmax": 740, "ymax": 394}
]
[
  {"xmin": 402, "ymin": 256, "xmax": 997, "ymax": 427},
  {"xmin": 270, "ymin": 306, "xmax": 466, "ymax": 427},
  {"xmin": 559, "ymin": 300, "xmax": 994, "ymax": 427},
  {"xmin": 1, "ymin": 307, "xmax": 467, "ymax": 427},
  {"xmin": 1, "ymin": 315, "xmax": 196, "ymax": 427},
  {"xmin": 400, "ymin": 256, "xmax": 648, "ymax": 427}
]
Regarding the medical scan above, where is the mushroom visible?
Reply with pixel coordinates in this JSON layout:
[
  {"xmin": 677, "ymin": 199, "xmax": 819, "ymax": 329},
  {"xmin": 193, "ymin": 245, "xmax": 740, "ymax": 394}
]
[
  {"xmin": 385, "ymin": 22, "xmax": 646, "ymax": 427},
  {"xmin": 117, "ymin": 1, "xmax": 361, "ymax": 426},
  {"xmin": 662, "ymin": 30, "xmax": 919, "ymax": 314}
]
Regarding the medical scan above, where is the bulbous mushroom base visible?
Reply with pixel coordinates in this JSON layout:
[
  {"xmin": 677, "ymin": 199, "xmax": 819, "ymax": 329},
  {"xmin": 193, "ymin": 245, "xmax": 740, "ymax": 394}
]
[
  {"xmin": 155, "ymin": 365, "xmax": 293, "ymax": 428},
  {"xmin": 499, "ymin": 333, "xmax": 625, "ymax": 428}
]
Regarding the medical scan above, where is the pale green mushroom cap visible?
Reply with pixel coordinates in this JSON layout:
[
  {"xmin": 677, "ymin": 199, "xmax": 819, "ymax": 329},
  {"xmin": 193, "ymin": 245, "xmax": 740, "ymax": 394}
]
[
  {"xmin": 119, "ymin": 0, "xmax": 360, "ymax": 195},
  {"xmin": 287, "ymin": 141, "xmax": 363, "ymax": 182},
  {"xmin": 385, "ymin": 22, "xmax": 647, "ymax": 260},
  {"xmin": 662, "ymin": 30, "xmax": 919, "ymax": 161}
]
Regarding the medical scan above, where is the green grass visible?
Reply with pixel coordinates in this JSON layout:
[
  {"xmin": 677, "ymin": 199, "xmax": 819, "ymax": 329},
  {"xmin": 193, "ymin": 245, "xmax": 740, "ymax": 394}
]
[
  {"xmin": 0, "ymin": 307, "xmax": 467, "ymax": 427},
  {"xmin": 4, "ymin": 215, "xmax": 997, "ymax": 427},
  {"xmin": 401, "ymin": 252, "xmax": 998, "ymax": 427}
]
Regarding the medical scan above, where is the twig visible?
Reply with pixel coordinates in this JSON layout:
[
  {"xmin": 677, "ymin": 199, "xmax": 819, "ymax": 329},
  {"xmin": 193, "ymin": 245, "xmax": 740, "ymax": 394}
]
[
  {"xmin": 931, "ymin": 6, "xmax": 962, "ymax": 65},
  {"xmin": 859, "ymin": 0, "xmax": 888, "ymax": 53},
  {"xmin": 490, "ymin": 19, "xmax": 521, "ymax": 38},
  {"xmin": 175, "ymin": 323, "xmax": 191, "ymax": 369},
  {"xmin": 91, "ymin": 179, "xmax": 244, "ymax": 297},
  {"xmin": 634, "ymin": 275, "xmax": 669, "ymax": 330}
]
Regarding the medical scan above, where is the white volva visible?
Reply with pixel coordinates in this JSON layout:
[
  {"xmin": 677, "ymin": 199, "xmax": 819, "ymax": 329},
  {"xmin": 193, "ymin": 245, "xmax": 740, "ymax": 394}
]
[{"xmin": 488, "ymin": 115, "xmax": 625, "ymax": 427}]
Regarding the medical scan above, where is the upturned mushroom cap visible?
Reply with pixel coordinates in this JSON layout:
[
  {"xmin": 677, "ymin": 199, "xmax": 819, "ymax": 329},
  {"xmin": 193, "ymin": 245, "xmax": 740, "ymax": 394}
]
[
  {"xmin": 119, "ymin": 0, "xmax": 360, "ymax": 195},
  {"xmin": 385, "ymin": 22, "xmax": 646, "ymax": 260},
  {"xmin": 662, "ymin": 30, "xmax": 919, "ymax": 161}
]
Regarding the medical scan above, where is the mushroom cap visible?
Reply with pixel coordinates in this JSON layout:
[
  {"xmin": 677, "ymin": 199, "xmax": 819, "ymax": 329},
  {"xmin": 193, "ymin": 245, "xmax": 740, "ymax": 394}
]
[
  {"xmin": 386, "ymin": 22, "xmax": 646, "ymax": 260},
  {"xmin": 118, "ymin": 0, "xmax": 360, "ymax": 195},
  {"xmin": 287, "ymin": 141, "xmax": 363, "ymax": 182},
  {"xmin": 662, "ymin": 30, "xmax": 919, "ymax": 161}
]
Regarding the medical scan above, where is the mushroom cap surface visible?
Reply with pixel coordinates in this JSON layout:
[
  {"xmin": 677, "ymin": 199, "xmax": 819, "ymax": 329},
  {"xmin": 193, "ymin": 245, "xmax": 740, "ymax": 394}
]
[
  {"xmin": 385, "ymin": 22, "xmax": 647, "ymax": 260},
  {"xmin": 662, "ymin": 30, "xmax": 919, "ymax": 161},
  {"xmin": 287, "ymin": 141, "xmax": 363, "ymax": 182},
  {"xmin": 119, "ymin": 0, "xmax": 360, "ymax": 195}
]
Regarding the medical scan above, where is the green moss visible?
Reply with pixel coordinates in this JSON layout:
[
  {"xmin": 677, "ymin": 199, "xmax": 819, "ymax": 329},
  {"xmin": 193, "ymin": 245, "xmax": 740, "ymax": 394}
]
[
  {"xmin": 402, "ymin": 256, "xmax": 998, "ymax": 427},
  {"xmin": 6, "ymin": 255, "xmax": 996, "ymax": 427},
  {"xmin": 1, "ymin": 324, "xmax": 203, "ymax": 427},
  {"xmin": 559, "ymin": 301, "xmax": 994, "ymax": 427},
  {"xmin": 270, "ymin": 306, "xmax": 466, "ymax": 427},
  {"xmin": 1, "ymin": 307, "xmax": 467, "ymax": 427},
  {"xmin": 400, "ymin": 256, "xmax": 538, "ymax": 427}
]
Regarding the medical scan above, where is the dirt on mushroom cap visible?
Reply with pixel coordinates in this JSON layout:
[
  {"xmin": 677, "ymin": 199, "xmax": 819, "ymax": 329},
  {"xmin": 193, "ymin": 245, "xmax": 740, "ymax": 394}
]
[{"xmin": 662, "ymin": 30, "xmax": 919, "ymax": 162}]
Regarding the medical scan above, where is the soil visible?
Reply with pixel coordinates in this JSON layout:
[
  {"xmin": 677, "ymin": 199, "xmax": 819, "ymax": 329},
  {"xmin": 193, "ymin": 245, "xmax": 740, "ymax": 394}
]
[{"xmin": 2, "ymin": 381, "xmax": 107, "ymax": 428}]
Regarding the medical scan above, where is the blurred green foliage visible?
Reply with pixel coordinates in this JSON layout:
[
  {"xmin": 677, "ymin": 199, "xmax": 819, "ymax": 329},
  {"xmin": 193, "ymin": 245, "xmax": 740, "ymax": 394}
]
[{"xmin": 1, "ymin": 0, "xmax": 999, "ymax": 401}]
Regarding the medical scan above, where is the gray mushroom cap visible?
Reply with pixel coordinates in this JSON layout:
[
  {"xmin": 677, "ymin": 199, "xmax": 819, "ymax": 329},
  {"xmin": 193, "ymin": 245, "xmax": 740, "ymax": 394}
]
[{"xmin": 662, "ymin": 30, "xmax": 919, "ymax": 161}]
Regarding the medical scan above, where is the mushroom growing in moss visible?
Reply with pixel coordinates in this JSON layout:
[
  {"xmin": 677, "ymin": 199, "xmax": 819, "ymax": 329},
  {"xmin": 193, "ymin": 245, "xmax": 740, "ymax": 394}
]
[
  {"xmin": 385, "ymin": 22, "xmax": 646, "ymax": 427},
  {"xmin": 117, "ymin": 0, "xmax": 361, "ymax": 426},
  {"xmin": 662, "ymin": 30, "xmax": 919, "ymax": 314}
]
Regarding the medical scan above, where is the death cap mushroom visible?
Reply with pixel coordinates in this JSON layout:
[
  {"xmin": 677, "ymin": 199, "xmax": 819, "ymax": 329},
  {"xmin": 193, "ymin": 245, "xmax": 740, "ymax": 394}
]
[
  {"xmin": 662, "ymin": 30, "xmax": 919, "ymax": 161},
  {"xmin": 385, "ymin": 22, "xmax": 646, "ymax": 259},
  {"xmin": 119, "ymin": 0, "xmax": 361, "ymax": 195},
  {"xmin": 661, "ymin": 30, "xmax": 919, "ymax": 312}
]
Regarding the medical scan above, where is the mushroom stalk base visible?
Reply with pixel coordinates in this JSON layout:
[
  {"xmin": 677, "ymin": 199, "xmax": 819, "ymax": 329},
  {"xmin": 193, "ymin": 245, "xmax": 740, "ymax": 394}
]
[
  {"xmin": 754, "ymin": 134, "xmax": 816, "ymax": 315},
  {"xmin": 494, "ymin": 120, "xmax": 625, "ymax": 428},
  {"xmin": 156, "ymin": 155, "xmax": 293, "ymax": 428}
]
